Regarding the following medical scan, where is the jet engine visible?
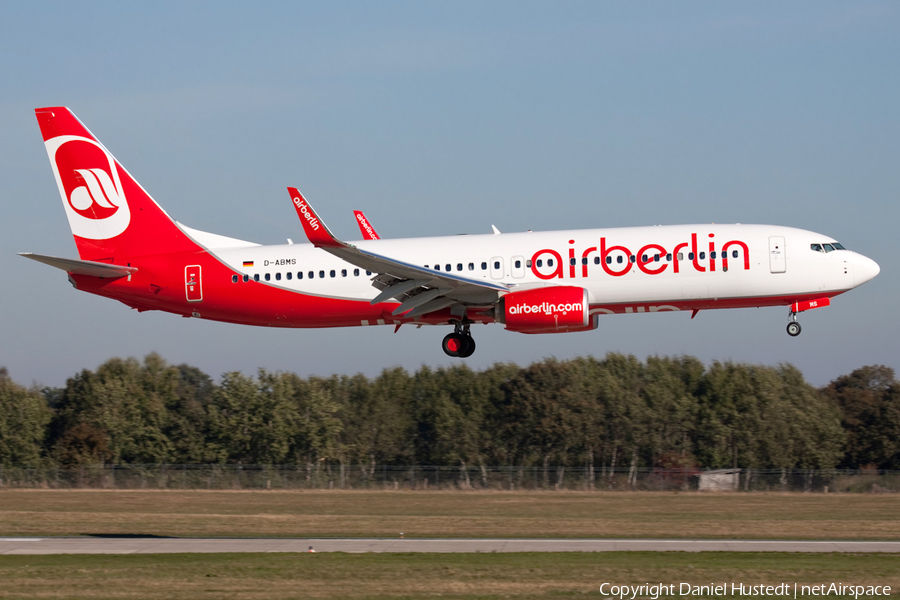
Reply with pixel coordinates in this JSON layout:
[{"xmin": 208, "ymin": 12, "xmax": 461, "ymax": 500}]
[{"xmin": 497, "ymin": 286, "xmax": 595, "ymax": 334}]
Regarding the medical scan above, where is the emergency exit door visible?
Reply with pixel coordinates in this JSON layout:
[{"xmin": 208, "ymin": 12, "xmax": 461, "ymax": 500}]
[
  {"xmin": 185, "ymin": 265, "xmax": 203, "ymax": 302},
  {"xmin": 768, "ymin": 237, "xmax": 786, "ymax": 273}
]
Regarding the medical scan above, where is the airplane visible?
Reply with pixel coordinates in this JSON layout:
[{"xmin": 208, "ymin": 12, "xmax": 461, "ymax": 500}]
[{"xmin": 22, "ymin": 106, "xmax": 880, "ymax": 358}]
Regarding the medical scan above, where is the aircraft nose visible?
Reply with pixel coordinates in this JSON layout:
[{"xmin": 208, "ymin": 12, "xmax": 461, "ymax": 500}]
[{"xmin": 854, "ymin": 253, "xmax": 880, "ymax": 287}]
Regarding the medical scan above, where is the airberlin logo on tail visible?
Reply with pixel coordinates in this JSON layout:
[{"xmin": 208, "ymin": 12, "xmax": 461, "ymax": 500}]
[
  {"xmin": 45, "ymin": 135, "xmax": 131, "ymax": 240},
  {"xmin": 70, "ymin": 169, "xmax": 122, "ymax": 214},
  {"xmin": 293, "ymin": 196, "xmax": 320, "ymax": 231}
]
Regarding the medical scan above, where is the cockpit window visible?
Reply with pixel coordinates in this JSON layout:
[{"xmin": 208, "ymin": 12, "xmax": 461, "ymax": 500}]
[{"xmin": 812, "ymin": 242, "xmax": 847, "ymax": 253}]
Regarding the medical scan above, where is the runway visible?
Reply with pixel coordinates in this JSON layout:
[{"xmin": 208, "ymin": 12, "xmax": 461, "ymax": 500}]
[{"xmin": 1, "ymin": 537, "xmax": 899, "ymax": 555}]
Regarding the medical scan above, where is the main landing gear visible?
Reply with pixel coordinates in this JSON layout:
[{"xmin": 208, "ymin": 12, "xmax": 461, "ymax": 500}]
[
  {"xmin": 442, "ymin": 321, "xmax": 476, "ymax": 358},
  {"xmin": 786, "ymin": 311, "xmax": 801, "ymax": 337}
]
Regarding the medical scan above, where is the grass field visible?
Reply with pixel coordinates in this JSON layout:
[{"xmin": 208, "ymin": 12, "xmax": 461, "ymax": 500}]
[
  {"xmin": 1, "ymin": 490, "xmax": 898, "ymax": 539},
  {"xmin": 0, "ymin": 552, "xmax": 897, "ymax": 599}
]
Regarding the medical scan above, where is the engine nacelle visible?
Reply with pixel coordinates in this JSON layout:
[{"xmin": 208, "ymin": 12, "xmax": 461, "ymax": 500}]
[{"xmin": 498, "ymin": 286, "xmax": 593, "ymax": 334}]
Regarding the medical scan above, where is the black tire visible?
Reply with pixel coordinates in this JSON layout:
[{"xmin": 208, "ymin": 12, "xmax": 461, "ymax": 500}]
[
  {"xmin": 458, "ymin": 336, "xmax": 476, "ymax": 358},
  {"xmin": 786, "ymin": 322, "xmax": 801, "ymax": 337},
  {"xmin": 442, "ymin": 333, "xmax": 463, "ymax": 357}
]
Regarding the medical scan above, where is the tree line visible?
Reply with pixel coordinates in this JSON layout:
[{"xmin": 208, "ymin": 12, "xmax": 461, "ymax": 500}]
[{"xmin": 0, "ymin": 354, "xmax": 897, "ymax": 471}]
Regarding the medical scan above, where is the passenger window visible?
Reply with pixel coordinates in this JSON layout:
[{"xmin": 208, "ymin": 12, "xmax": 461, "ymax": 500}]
[
  {"xmin": 494, "ymin": 261, "xmax": 500, "ymax": 269},
  {"xmin": 547, "ymin": 259, "xmax": 554, "ymax": 267},
  {"xmin": 445, "ymin": 264, "xmax": 451, "ymax": 271},
  {"xmin": 629, "ymin": 255, "xmax": 635, "ymax": 263},
  {"xmin": 699, "ymin": 252, "xmax": 706, "ymax": 260},
  {"xmin": 319, "ymin": 270, "xmax": 325, "ymax": 278},
  {"xmin": 434, "ymin": 265, "xmax": 440, "ymax": 270},
  {"xmin": 678, "ymin": 253, "xmax": 684, "ymax": 261},
  {"xmin": 366, "ymin": 271, "xmax": 372, "ymax": 275},
  {"xmin": 594, "ymin": 257, "xmax": 600, "ymax": 265},
  {"xmin": 231, "ymin": 275, "xmax": 238, "ymax": 283},
  {"xmin": 309, "ymin": 271, "xmax": 314, "ymax": 279},
  {"xmin": 641, "ymin": 254, "xmax": 648, "ymax": 263},
  {"xmin": 654, "ymin": 254, "xmax": 660, "ymax": 262},
  {"xmin": 616, "ymin": 256, "xmax": 623, "ymax": 264},
  {"xmin": 666, "ymin": 254, "xmax": 672, "ymax": 261},
  {"xmin": 457, "ymin": 263, "xmax": 463, "ymax": 271},
  {"xmin": 570, "ymin": 258, "xmax": 577, "ymax": 266},
  {"xmin": 526, "ymin": 260, "xmax": 533, "ymax": 268},
  {"xmin": 341, "ymin": 269, "xmax": 347, "ymax": 277},
  {"xmin": 536, "ymin": 259, "xmax": 543, "ymax": 268},
  {"xmin": 354, "ymin": 269, "xmax": 359, "ymax": 276},
  {"xmin": 688, "ymin": 253, "xmax": 694, "ymax": 260},
  {"xmin": 298, "ymin": 272, "xmax": 303, "ymax": 279},
  {"xmin": 732, "ymin": 250, "xmax": 738, "ymax": 258},
  {"xmin": 515, "ymin": 260, "xmax": 521, "ymax": 268},
  {"xmin": 330, "ymin": 270, "xmax": 336, "ymax": 278},
  {"xmin": 286, "ymin": 272, "xmax": 292, "ymax": 280},
  {"xmin": 275, "ymin": 273, "xmax": 281, "ymax": 281},
  {"xmin": 242, "ymin": 274, "xmax": 249, "ymax": 282},
  {"xmin": 468, "ymin": 263, "xmax": 474, "ymax": 270},
  {"xmin": 254, "ymin": 274, "xmax": 260, "ymax": 282},
  {"xmin": 481, "ymin": 262, "xmax": 487, "ymax": 270},
  {"xmin": 710, "ymin": 252, "xmax": 716, "ymax": 259},
  {"xmin": 265, "ymin": 273, "xmax": 271, "ymax": 281}
]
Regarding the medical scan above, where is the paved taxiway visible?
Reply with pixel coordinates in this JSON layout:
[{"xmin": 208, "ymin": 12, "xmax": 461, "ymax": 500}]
[{"xmin": 2, "ymin": 538, "xmax": 899, "ymax": 554}]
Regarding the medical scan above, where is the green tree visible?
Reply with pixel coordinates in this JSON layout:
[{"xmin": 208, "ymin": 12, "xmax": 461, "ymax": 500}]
[
  {"xmin": 0, "ymin": 368, "xmax": 52, "ymax": 468},
  {"xmin": 823, "ymin": 365, "xmax": 900, "ymax": 469}
]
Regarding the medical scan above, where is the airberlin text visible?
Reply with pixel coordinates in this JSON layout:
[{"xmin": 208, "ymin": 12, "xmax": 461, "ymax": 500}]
[
  {"xmin": 531, "ymin": 233, "xmax": 750, "ymax": 281},
  {"xmin": 356, "ymin": 213, "xmax": 377, "ymax": 239},
  {"xmin": 293, "ymin": 197, "xmax": 320, "ymax": 231},
  {"xmin": 597, "ymin": 583, "xmax": 890, "ymax": 599},
  {"xmin": 508, "ymin": 301, "xmax": 581, "ymax": 316}
]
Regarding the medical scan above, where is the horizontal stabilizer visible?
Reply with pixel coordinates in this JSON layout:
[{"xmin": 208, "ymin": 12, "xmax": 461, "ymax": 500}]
[{"xmin": 19, "ymin": 253, "xmax": 137, "ymax": 278}]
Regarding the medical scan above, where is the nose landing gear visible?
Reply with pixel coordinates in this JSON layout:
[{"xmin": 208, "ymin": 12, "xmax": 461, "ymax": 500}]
[
  {"xmin": 442, "ymin": 321, "xmax": 476, "ymax": 357},
  {"xmin": 786, "ymin": 312, "xmax": 801, "ymax": 337}
]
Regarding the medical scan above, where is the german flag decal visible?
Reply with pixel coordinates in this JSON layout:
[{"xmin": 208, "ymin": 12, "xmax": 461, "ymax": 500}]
[{"xmin": 242, "ymin": 260, "xmax": 254, "ymax": 267}]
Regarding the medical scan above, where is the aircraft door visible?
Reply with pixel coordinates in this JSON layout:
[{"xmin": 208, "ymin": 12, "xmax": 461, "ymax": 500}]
[
  {"xmin": 490, "ymin": 256, "xmax": 505, "ymax": 280},
  {"xmin": 768, "ymin": 237, "xmax": 786, "ymax": 273},
  {"xmin": 185, "ymin": 265, "xmax": 203, "ymax": 302},
  {"xmin": 511, "ymin": 256, "xmax": 525, "ymax": 279}
]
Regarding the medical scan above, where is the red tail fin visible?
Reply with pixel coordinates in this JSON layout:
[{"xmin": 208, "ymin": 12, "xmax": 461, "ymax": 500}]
[{"xmin": 35, "ymin": 107, "xmax": 197, "ymax": 262}]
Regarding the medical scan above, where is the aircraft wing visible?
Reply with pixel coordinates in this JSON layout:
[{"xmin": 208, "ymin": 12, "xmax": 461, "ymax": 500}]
[
  {"xmin": 288, "ymin": 188, "xmax": 507, "ymax": 316},
  {"xmin": 20, "ymin": 253, "xmax": 138, "ymax": 278}
]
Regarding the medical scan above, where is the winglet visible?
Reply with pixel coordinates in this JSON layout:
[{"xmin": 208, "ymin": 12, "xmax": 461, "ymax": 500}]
[
  {"xmin": 353, "ymin": 210, "xmax": 380, "ymax": 240},
  {"xmin": 287, "ymin": 188, "xmax": 343, "ymax": 248}
]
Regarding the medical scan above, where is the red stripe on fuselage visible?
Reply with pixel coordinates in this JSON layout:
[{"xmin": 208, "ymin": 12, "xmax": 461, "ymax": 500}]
[
  {"xmin": 69, "ymin": 248, "xmax": 469, "ymax": 328},
  {"xmin": 588, "ymin": 290, "xmax": 845, "ymax": 316}
]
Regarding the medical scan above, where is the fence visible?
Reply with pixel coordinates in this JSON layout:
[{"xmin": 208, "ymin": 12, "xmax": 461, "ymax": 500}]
[{"xmin": 1, "ymin": 464, "xmax": 898, "ymax": 493}]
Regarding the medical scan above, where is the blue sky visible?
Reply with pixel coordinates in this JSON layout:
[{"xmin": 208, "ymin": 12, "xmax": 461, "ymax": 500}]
[{"xmin": 1, "ymin": 1, "xmax": 897, "ymax": 387}]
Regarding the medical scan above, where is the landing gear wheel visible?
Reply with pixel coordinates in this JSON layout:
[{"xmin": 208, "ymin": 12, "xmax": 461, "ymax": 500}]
[
  {"xmin": 458, "ymin": 335, "xmax": 476, "ymax": 358},
  {"xmin": 443, "ymin": 320, "xmax": 477, "ymax": 358},
  {"xmin": 786, "ymin": 322, "xmax": 801, "ymax": 337},
  {"xmin": 442, "ymin": 333, "xmax": 464, "ymax": 357}
]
